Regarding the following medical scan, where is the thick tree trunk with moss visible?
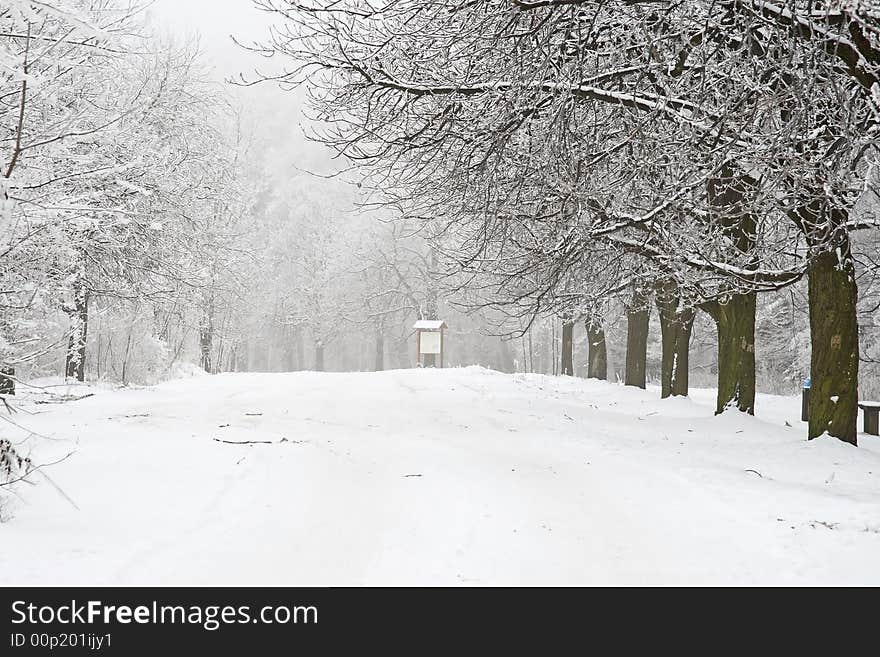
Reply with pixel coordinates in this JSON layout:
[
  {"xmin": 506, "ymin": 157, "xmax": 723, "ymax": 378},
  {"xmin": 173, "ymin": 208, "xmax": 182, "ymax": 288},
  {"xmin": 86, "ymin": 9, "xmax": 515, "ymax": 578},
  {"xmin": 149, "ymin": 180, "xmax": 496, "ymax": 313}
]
[
  {"xmin": 807, "ymin": 248, "xmax": 859, "ymax": 445},
  {"xmin": 704, "ymin": 293, "xmax": 757, "ymax": 415},
  {"xmin": 65, "ymin": 282, "xmax": 89, "ymax": 382},
  {"xmin": 561, "ymin": 320, "xmax": 574, "ymax": 376},
  {"xmin": 625, "ymin": 291, "xmax": 649, "ymax": 389},
  {"xmin": 704, "ymin": 165, "xmax": 759, "ymax": 413},
  {"xmin": 789, "ymin": 200, "xmax": 860, "ymax": 445},
  {"xmin": 656, "ymin": 283, "xmax": 694, "ymax": 398},
  {"xmin": 586, "ymin": 320, "xmax": 607, "ymax": 381}
]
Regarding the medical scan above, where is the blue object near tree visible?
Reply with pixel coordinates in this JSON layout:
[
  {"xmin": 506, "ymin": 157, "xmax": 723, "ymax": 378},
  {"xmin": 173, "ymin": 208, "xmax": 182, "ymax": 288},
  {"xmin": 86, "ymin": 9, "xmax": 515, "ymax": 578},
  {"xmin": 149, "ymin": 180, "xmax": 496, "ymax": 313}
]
[{"xmin": 801, "ymin": 379, "xmax": 811, "ymax": 422}]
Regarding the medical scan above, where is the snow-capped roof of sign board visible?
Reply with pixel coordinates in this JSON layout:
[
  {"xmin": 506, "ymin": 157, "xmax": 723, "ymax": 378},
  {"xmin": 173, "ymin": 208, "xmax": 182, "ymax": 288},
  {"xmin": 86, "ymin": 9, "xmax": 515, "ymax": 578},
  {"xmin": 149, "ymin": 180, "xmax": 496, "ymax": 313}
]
[{"xmin": 413, "ymin": 320, "xmax": 447, "ymax": 330}]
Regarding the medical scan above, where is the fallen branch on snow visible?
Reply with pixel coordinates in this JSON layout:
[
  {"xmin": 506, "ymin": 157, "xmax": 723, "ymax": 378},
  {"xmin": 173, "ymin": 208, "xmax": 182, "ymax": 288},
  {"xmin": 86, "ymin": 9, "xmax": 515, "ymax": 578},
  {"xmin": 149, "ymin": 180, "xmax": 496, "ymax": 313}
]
[
  {"xmin": 212, "ymin": 437, "xmax": 289, "ymax": 445},
  {"xmin": 35, "ymin": 393, "xmax": 95, "ymax": 405}
]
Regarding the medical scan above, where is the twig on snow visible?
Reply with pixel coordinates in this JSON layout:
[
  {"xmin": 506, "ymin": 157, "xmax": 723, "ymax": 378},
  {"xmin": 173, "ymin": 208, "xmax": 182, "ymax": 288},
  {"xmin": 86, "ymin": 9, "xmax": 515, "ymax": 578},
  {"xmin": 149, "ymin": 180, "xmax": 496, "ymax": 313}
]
[{"xmin": 212, "ymin": 437, "xmax": 288, "ymax": 445}]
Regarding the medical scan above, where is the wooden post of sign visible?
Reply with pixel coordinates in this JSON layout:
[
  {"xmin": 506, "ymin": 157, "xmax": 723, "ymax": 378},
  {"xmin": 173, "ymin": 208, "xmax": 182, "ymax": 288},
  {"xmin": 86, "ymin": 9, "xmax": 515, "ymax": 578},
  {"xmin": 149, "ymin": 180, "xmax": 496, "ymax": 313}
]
[
  {"xmin": 417, "ymin": 331, "xmax": 422, "ymax": 368},
  {"xmin": 440, "ymin": 327, "xmax": 444, "ymax": 369}
]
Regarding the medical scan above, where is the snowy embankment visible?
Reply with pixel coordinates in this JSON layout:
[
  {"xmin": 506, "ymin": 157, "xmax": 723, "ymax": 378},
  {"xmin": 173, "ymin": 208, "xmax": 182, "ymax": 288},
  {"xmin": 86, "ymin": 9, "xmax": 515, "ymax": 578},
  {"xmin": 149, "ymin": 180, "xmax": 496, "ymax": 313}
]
[{"xmin": 2, "ymin": 367, "xmax": 879, "ymax": 586}]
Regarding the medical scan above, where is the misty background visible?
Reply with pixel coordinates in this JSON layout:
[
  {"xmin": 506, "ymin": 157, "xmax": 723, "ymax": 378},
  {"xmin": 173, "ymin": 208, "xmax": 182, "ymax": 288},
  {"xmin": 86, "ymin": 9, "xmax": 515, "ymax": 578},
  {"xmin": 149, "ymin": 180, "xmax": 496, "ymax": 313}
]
[{"xmin": 3, "ymin": 0, "xmax": 871, "ymax": 395}]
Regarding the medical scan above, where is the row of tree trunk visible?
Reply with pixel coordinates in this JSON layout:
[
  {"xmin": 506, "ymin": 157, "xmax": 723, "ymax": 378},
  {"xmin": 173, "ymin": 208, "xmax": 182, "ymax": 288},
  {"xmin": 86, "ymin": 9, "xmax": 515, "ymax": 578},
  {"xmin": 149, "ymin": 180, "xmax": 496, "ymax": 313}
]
[
  {"xmin": 557, "ymin": 255, "xmax": 859, "ymax": 446},
  {"xmin": 557, "ymin": 281, "xmax": 692, "ymax": 396}
]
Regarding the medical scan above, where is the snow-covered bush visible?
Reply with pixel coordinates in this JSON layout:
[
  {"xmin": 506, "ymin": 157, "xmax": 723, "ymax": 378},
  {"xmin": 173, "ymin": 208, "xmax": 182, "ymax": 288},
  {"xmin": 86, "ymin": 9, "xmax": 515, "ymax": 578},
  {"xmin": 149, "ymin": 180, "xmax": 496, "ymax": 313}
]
[{"xmin": 0, "ymin": 436, "xmax": 32, "ymax": 521}]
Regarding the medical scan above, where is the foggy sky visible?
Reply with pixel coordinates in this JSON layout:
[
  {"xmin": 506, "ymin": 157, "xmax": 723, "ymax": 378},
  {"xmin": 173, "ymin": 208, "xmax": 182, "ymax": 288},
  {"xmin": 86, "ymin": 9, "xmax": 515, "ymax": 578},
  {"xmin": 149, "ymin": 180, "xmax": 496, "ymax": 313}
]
[
  {"xmin": 149, "ymin": 0, "xmax": 274, "ymax": 79},
  {"xmin": 148, "ymin": 0, "xmax": 338, "ymax": 179}
]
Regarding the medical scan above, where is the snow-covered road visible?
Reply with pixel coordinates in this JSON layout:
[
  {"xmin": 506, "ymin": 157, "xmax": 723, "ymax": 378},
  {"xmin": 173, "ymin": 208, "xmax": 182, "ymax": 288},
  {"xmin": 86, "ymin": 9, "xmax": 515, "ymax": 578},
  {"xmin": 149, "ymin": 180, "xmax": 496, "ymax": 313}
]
[{"xmin": 3, "ymin": 368, "xmax": 879, "ymax": 585}]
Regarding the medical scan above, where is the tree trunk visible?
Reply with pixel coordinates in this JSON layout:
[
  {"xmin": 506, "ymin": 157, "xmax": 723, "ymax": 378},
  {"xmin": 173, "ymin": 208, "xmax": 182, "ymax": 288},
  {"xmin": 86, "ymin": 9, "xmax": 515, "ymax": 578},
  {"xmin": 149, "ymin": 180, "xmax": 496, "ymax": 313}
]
[
  {"xmin": 199, "ymin": 318, "xmax": 213, "ymax": 374},
  {"xmin": 237, "ymin": 339, "xmax": 249, "ymax": 373},
  {"xmin": 624, "ymin": 293, "xmax": 649, "ymax": 389},
  {"xmin": 395, "ymin": 337, "xmax": 410, "ymax": 369},
  {"xmin": 374, "ymin": 330, "xmax": 385, "ymax": 371},
  {"xmin": 426, "ymin": 247, "xmax": 439, "ymax": 318},
  {"xmin": 656, "ymin": 283, "xmax": 694, "ymax": 398},
  {"xmin": 65, "ymin": 283, "xmax": 89, "ymax": 382},
  {"xmin": 0, "ymin": 367, "xmax": 16, "ymax": 396},
  {"xmin": 527, "ymin": 328, "xmax": 534, "ymax": 373},
  {"xmin": 789, "ymin": 199, "xmax": 860, "ymax": 445},
  {"xmin": 705, "ymin": 293, "xmax": 757, "ymax": 415},
  {"xmin": 95, "ymin": 329, "xmax": 102, "ymax": 380},
  {"xmin": 586, "ymin": 320, "xmax": 607, "ymax": 381},
  {"xmin": 315, "ymin": 341, "xmax": 325, "ymax": 372},
  {"xmin": 498, "ymin": 337, "xmax": 514, "ymax": 372},
  {"xmin": 283, "ymin": 326, "xmax": 295, "ymax": 371},
  {"xmin": 561, "ymin": 320, "xmax": 574, "ymax": 376},
  {"xmin": 121, "ymin": 320, "xmax": 134, "ymax": 386},
  {"xmin": 294, "ymin": 328, "xmax": 305, "ymax": 371},
  {"xmin": 704, "ymin": 164, "xmax": 760, "ymax": 413},
  {"xmin": 807, "ymin": 248, "xmax": 859, "ymax": 444}
]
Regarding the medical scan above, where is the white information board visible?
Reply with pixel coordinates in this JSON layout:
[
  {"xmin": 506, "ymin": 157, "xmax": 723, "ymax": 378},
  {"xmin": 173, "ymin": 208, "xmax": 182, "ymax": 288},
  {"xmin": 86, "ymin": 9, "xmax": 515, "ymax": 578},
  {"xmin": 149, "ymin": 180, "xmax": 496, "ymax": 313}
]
[{"xmin": 419, "ymin": 331, "xmax": 442, "ymax": 355}]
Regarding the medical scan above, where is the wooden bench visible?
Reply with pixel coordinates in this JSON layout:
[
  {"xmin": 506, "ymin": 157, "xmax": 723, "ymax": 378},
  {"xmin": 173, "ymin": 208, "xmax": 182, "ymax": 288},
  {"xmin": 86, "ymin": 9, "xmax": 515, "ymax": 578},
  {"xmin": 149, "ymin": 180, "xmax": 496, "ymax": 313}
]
[{"xmin": 859, "ymin": 402, "xmax": 880, "ymax": 436}]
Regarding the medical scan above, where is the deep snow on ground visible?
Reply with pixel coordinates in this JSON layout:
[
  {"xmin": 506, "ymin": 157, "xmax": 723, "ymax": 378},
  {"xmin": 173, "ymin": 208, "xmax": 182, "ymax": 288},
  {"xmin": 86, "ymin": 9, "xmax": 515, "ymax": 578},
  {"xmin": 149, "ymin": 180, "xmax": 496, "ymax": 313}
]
[{"xmin": 2, "ymin": 367, "xmax": 879, "ymax": 586}]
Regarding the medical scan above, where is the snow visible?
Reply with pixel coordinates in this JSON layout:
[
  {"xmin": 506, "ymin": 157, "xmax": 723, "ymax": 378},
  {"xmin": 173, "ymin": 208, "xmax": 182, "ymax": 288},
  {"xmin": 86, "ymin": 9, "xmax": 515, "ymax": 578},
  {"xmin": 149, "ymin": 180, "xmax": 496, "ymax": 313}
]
[{"xmin": 2, "ymin": 367, "xmax": 880, "ymax": 586}]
